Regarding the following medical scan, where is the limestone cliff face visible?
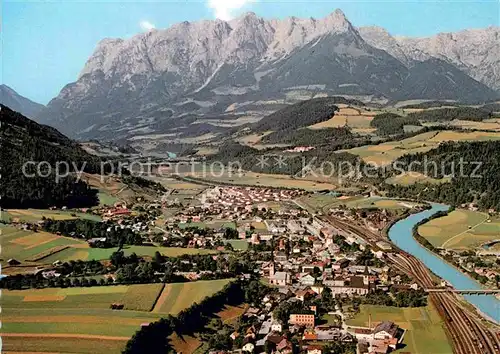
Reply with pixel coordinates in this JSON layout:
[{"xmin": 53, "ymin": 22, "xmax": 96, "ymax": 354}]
[
  {"xmin": 359, "ymin": 26, "xmax": 500, "ymax": 91},
  {"xmin": 36, "ymin": 10, "xmax": 499, "ymax": 139}
]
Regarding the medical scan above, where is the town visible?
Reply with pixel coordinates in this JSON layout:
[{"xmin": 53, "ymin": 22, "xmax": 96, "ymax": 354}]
[{"xmin": 3, "ymin": 185, "xmax": 441, "ymax": 354}]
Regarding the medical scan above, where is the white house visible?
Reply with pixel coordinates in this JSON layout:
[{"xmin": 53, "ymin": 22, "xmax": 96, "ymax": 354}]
[
  {"xmin": 242, "ymin": 342, "xmax": 255, "ymax": 352},
  {"xmin": 373, "ymin": 321, "xmax": 399, "ymax": 340},
  {"xmin": 271, "ymin": 321, "xmax": 283, "ymax": 332},
  {"xmin": 299, "ymin": 274, "xmax": 316, "ymax": 286},
  {"xmin": 270, "ymin": 272, "xmax": 291, "ymax": 286},
  {"xmin": 307, "ymin": 347, "xmax": 322, "ymax": 354}
]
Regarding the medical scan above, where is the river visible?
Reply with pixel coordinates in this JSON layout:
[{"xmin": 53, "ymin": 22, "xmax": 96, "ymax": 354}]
[{"xmin": 388, "ymin": 203, "xmax": 500, "ymax": 323}]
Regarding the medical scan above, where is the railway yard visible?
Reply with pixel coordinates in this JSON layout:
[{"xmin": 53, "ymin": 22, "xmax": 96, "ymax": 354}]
[{"xmin": 322, "ymin": 213, "xmax": 500, "ymax": 354}]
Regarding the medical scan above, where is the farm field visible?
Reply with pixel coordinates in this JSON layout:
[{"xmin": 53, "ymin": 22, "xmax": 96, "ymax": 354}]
[
  {"xmin": 153, "ymin": 279, "xmax": 232, "ymax": 314},
  {"xmin": 170, "ymin": 333, "xmax": 203, "ymax": 353},
  {"xmin": 1, "ymin": 226, "xmax": 88, "ymax": 265},
  {"xmin": 183, "ymin": 170, "xmax": 338, "ymax": 191},
  {"xmin": 236, "ymin": 131, "xmax": 273, "ymax": 146},
  {"xmin": 1, "ymin": 226, "xmax": 215, "ymax": 266},
  {"xmin": 81, "ymin": 173, "xmax": 141, "ymax": 202},
  {"xmin": 346, "ymin": 304, "xmax": 453, "ymax": 354},
  {"xmin": 2, "ymin": 284, "xmax": 164, "ymax": 353},
  {"xmin": 308, "ymin": 106, "xmax": 374, "ymax": 130},
  {"xmin": 5, "ymin": 208, "xmax": 102, "ymax": 222},
  {"xmin": 3, "ymin": 284, "xmax": 163, "ymax": 310},
  {"xmin": 385, "ymin": 172, "xmax": 451, "ymax": 186},
  {"xmin": 151, "ymin": 176, "xmax": 207, "ymax": 190},
  {"xmin": 41, "ymin": 245, "xmax": 217, "ymax": 263},
  {"xmin": 2, "ymin": 336, "xmax": 128, "ymax": 354},
  {"xmin": 298, "ymin": 195, "xmax": 422, "ymax": 213},
  {"xmin": 418, "ymin": 209, "xmax": 499, "ymax": 249},
  {"xmin": 344, "ymin": 130, "xmax": 500, "ymax": 165},
  {"xmin": 2, "ymin": 280, "xmax": 231, "ymax": 353}
]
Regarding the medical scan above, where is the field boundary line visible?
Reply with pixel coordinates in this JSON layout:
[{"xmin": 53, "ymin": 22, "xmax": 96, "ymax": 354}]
[
  {"xmin": 149, "ymin": 283, "xmax": 166, "ymax": 312},
  {"xmin": 25, "ymin": 246, "xmax": 70, "ymax": 263},
  {"xmin": 152, "ymin": 283, "xmax": 171, "ymax": 313},
  {"xmin": 1, "ymin": 333, "xmax": 130, "ymax": 341},
  {"xmin": 440, "ymin": 212, "xmax": 489, "ymax": 248},
  {"xmin": 22, "ymin": 235, "xmax": 60, "ymax": 250}
]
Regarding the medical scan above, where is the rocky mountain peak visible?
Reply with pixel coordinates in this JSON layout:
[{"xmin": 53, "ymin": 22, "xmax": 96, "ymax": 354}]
[
  {"xmin": 37, "ymin": 11, "xmax": 500, "ymax": 139},
  {"xmin": 325, "ymin": 8, "xmax": 351, "ymax": 32}
]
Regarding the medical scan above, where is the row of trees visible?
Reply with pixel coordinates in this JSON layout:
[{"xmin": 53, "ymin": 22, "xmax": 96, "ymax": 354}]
[
  {"xmin": 124, "ymin": 279, "xmax": 270, "ymax": 353},
  {"xmin": 0, "ymin": 249, "xmax": 259, "ymax": 290},
  {"xmin": 41, "ymin": 219, "xmax": 143, "ymax": 248},
  {"xmin": 370, "ymin": 113, "xmax": 421, "ymax": 136},
  {"xmin": 362, "ymin": 288, "xmax": 428, "ymax": 307}
]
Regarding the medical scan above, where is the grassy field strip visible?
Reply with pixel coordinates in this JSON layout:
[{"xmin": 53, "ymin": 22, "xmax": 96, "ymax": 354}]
[
  {"xmin": 2, "ymin": 322, "xmax": 144, "ymax": 337},
  {"xmin": 385, "ymin": 172, "xmax": 451, "ymax": 186},
  {"xmin": 2, "ymin": 333, "xmax": 129, "ymax": 340},
  {"xmin": 6, "ymin": 209, "xmax": 102, "ymax": 222},
  {"xmin": 37, "ymin": 245, "xmax": 216, "ymax": 264},
  {"xmin": 156, "ymin": 279, "xmax": 232, "ymax": 314},
  {"xmin": 2, "ymin": 336, "xmax": 126, "ymax": 353},
  {"xmin": 156, "ymin": 283, "xmax": 185, "ymax": 314},
  {"xmin": 152, "ymin": 284, "xmax": 170, "ymax": 313}
]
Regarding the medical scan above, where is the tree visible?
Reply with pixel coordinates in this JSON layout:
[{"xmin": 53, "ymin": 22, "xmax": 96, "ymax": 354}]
[{"xmin": 110, "ymin": 250, "xmax": 125, "ymax": 267}]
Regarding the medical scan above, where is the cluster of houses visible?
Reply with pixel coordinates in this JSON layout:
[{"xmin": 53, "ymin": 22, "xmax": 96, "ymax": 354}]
[
  {"xmin": 201, "ymin": 187, "xmax": 305, "ymax": 210},
  {"xmin": 212, "ymin": 282, "xmax": 405, "ymax": 354},
  {"xmin": 284, "ymin": 146, "xmax": 316, "ymax": 153}
]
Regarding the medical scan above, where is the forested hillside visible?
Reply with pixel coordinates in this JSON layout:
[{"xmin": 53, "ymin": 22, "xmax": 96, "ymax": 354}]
[
  {"xmin": 209, "ymin": 142, "xmax": 362, "ymax": 176},
  {"xmin": 252, "ymin": 97, "xmax": 364, "ymax": 133},
  {"xmin": 370, "ymin": 113, "xmax": 419, "ymax": 136},
  {"xmin": 406, "ymin": 107, "xmax": 496, "ymax": 122},
  {"xmin": 0, "ymin": 105, "xmax": 103, "ymax": 208},
  {"xmin": 370, "ymin": 107, "xmax": 499, "ymax": 136},
  {"xmin": 384, "ymin": 140, "xmax": 500, "ymax": 209}
]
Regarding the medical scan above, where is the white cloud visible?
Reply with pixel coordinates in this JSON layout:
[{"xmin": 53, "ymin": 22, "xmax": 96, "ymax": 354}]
[
  {"xmin": 207, "ymin": 0, "xmax": 254, "ymax": 21},
  {"xmin": 139, "ymin": 20, "xmax": 156, "ymax": 31}
]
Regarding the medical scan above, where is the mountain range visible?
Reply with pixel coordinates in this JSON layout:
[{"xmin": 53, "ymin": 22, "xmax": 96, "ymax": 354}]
[
  {"xmin": 34, "ymin": 10, "xmax": 500, "ymax": 140},
  {"xmin": 0, "ymin": 85, "xmax": 45, "ymax": 119}
]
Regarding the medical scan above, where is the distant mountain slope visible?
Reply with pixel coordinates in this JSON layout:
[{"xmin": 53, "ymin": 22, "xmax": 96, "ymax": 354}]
[
  {"xmin": 0, "ymin": 104, "xmax": 101, "ymax": 208},
  {"xmin": 359, "ymin": 26, "xmax": 500, "ymax": 91},
  {"xmin": 0, "ymin": 85, "xmax": 44, "ymax": 119},
  {"xmin": 36, "ymin": 10, "xmax": 499, "ymax": 140}
]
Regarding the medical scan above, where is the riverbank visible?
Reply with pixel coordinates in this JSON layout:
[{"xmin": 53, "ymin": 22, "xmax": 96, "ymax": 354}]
[
  {"xmin": 411, "ymin": 208, "xmax": 499, "ymax": 292},
  {"xmin": 387, "ymin": 204, "xmax": 500, "ymax": 323}
]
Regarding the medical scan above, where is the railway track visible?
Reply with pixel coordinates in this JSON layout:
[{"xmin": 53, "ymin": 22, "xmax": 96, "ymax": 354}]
[{"xmin": 323, "ymin": 215, "xmax": 500, "ymax": 354}]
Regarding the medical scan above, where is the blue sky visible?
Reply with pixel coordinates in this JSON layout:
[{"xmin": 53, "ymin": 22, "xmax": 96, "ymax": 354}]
[{"xmin": 2, "ymin": 0, "xmax": 499, "ymax": 105}]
